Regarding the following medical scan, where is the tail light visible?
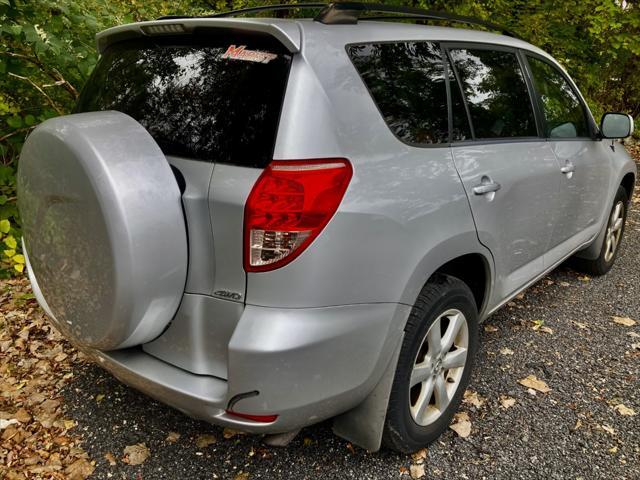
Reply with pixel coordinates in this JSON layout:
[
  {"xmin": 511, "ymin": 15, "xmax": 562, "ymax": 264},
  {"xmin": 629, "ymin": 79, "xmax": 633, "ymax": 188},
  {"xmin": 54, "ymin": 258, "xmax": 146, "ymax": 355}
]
[{"xmin": 244, "ymin": 158, "xmax": 352, "ymax": 272}]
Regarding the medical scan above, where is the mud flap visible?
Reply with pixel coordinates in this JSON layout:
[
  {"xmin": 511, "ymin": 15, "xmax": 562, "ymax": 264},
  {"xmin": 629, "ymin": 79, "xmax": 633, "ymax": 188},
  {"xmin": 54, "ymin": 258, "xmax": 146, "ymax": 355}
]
[{"xmin": 332, "ymin": 333, "xmax": 404, "ymax": 452}]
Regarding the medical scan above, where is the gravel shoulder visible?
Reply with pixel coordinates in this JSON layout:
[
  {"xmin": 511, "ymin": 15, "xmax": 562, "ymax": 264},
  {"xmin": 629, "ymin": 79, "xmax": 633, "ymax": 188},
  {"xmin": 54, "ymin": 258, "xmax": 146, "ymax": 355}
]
[{"xmin": 3, "ymin": 151, "xmax": 639, "ymax": 480}]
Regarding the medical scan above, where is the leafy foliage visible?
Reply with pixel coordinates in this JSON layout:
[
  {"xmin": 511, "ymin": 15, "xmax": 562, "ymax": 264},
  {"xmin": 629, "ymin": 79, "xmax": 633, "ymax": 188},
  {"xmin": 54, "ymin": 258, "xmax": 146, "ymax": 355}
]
[{"xmin": 0, "ymin": 0, "xmax": 639, "ymax": 276}]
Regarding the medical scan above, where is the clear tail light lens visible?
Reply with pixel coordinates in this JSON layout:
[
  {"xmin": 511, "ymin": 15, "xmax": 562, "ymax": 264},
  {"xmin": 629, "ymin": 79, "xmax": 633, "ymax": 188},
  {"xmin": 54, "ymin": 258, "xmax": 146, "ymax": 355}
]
[{"xmin": 244, "ymin": 158, "xmax": 352, "ymax": 272}]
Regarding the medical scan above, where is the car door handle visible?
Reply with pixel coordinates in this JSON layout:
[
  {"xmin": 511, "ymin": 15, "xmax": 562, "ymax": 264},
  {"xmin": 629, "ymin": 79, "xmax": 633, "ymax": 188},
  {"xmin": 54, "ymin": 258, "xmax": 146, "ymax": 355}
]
[
  {"xmin": 473, "ymin": 181, "xmax": 501, "ymax": 195},
  {"xmin": 560, "ymin": 163, "xmax": 575, "ymax": 174}
]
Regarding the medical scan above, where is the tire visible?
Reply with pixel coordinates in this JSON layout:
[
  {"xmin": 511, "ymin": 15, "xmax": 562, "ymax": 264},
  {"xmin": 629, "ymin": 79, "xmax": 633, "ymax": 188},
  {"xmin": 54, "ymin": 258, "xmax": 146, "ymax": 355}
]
[
  {"xmin": 572, "ymin": 186, "xmax": 628, "ymax": 276},
  {"xmin": 382, "ymin": 274, "xmax": 479, "ymax": 453}
]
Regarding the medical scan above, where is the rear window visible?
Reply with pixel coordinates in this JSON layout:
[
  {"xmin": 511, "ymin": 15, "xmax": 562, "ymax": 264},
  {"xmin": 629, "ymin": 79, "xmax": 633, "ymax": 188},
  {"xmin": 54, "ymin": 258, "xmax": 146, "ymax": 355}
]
[{"xmin": 76, "ymin": 34, "xmax": 292, "ymax": 167}]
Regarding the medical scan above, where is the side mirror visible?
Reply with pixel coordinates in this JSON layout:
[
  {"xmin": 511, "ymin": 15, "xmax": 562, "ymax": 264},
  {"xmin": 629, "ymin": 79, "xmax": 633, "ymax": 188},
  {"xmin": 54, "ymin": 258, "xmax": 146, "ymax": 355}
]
[{"xmin": 600, "ymin": 112, "xmax": 634, "ymax": 139}]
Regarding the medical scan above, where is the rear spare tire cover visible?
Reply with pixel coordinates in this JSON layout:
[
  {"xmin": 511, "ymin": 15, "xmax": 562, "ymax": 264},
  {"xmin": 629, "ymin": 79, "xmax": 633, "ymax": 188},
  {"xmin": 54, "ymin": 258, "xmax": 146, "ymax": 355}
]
[{"xmin": 17, "ymin": 111, "xmax": 188, "ymax": 350}]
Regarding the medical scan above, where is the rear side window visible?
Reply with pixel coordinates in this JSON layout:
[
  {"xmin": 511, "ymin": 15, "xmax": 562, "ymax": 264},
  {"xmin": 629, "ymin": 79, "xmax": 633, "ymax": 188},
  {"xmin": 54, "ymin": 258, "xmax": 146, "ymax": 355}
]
[
  {"xmin": 348, "ymin": 42, "xmax": 469, "ymax": 145},
  {"xmin": 449, "ymin": 48, "xmax": 537, "ymax": 139},
  {"xmin": 526, "ymin": 56, "xmax": 589, "ymax": 138},
  {"xmin": 76, "ymin": 35, "xmax": 292, "ymax": 167}
]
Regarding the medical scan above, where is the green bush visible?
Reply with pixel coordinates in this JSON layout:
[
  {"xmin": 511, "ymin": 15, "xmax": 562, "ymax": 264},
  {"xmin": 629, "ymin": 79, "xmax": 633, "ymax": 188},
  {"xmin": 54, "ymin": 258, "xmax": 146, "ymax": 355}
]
[{"xmin": 1, "ymin": 0, "xmax": 639, "ymax": 276}]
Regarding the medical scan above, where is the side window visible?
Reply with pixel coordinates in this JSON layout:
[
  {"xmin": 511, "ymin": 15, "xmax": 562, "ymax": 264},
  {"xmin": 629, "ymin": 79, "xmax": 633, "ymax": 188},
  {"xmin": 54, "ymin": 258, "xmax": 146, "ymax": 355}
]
[
  {"xmin": 449, "ymin": 48, "xmax": 537, "ymax": 139},
  {"xmin": 348, "ymin": 41, "xmax": 469, "ymax": 145},
  {"xmin": 527, "ymin": 56, "xmax": 589, "ymax": 138}
]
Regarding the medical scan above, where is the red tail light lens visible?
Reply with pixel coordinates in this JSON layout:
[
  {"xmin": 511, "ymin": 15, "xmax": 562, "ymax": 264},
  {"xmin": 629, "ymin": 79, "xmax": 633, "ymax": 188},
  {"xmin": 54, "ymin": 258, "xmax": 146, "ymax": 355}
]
[{"xmin": 244, "ymin": 158, "xmax": 352, "ymax": 272}]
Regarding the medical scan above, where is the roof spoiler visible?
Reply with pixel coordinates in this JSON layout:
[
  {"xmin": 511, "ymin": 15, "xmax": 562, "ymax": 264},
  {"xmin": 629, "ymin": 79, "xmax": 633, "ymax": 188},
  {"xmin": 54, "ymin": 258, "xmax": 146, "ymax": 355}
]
[{"xmin": 95, "ymin": 18, "xmax": 301, "ymax": 54}]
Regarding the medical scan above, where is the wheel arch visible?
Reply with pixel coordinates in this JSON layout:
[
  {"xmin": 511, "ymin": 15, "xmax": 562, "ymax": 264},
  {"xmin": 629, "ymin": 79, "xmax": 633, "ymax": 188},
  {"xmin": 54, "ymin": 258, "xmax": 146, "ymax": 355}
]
[
  {"xmin": 621, "ymin": 172, "xmax": 635, "ymax": 201},
  {"xmin": 398, "ymin": 231, "xmax": 494, "ymax": 320}
]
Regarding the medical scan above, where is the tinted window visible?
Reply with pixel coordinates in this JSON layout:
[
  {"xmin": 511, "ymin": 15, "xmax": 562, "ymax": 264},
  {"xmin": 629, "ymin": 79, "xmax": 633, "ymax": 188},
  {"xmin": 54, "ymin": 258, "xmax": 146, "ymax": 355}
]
[
  {"xmin": 76, "ymin": 36, "xmax": 292, "ymax": 167},
  {"xmin": 527, "ymin": 56, "xmax": 589, "ymax": 138},
  {"xmin": 348, "ymin": 42, "xmax": 462, "ymax": 145},
  {"xmin": 449, "ymin": 48, "xmax": 537, "ymax": 139}
]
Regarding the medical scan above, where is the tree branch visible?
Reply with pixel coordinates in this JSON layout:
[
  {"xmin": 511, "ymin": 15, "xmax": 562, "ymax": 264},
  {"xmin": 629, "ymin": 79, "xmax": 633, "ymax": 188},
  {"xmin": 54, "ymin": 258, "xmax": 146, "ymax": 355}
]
[{"xmin": 7, "ymin": 72, "xmax": 64, "ymax": 115}]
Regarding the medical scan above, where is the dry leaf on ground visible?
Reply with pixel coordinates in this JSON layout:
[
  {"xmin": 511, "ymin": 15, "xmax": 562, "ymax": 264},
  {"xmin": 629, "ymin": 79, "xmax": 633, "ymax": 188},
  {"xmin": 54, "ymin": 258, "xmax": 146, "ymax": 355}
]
[
  {"xmin": 612, "ymin": 316, "xmax": 637, "ymax": 327},
  {"xmin": 499, "ymin": 347, "xmax": 514, "ymax": 355},
  {"xmin": 484, "ymin": 324, "xmax": 498, "ymax": 332},
  {"xmin": 411, "ymin": 448, "xmax": 427, "ymax": 463},
  {"xmin": 499, "ymin": 395, "xmax": 516, "ymax": 409},
  {"xmin": 166, "ymin": 431, "xmax": 181, "ymax": 443},
  {"xmin": 223, "ymin": 428, "xmax": 245, "ymax": 439},
  {"xmin": 613, "ymin": 404, "xmax": 636, "ymax": 416},
  {"xmin": 462, "ymin": 389, "xmax": 485, "ymax": 408},
  {"xmin": 234, "ymin": 472, "xmax": 250, "ymax": 480},
  {"xmin": 195, "ymin": 433, "xmax": 217, "ymax": 448},
  {"xmin": 104, "ymin": 452, "xmax": 117, "ymax": 466},
  {"xmin": 601, "ymin": 424, "xmax": 616, "ymax": 435},
  {"xmin": 410, "ymin": 463, "xmax": 426, "ymax": 479},
  {"xmin": 449, "ymin": 412, "xmax": 471, "ymax": 438},
  {"xmin": 64, "ymin": 458, "xmax": 95, "ymax": 480},
  {"xmin": 518, "ymin": 375, "xmax": 551, "ymax": 393},
  {"xmin": 123, "ymin": 443, "xmax": 150, "ymax": 465}
]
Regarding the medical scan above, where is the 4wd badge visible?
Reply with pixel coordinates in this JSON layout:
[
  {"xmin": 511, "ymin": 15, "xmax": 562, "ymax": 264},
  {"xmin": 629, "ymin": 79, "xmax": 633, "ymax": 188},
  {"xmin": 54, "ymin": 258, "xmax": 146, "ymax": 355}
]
[{"xmin": 222, "ymin": 45, "xmax": 278, "ymax": 64}]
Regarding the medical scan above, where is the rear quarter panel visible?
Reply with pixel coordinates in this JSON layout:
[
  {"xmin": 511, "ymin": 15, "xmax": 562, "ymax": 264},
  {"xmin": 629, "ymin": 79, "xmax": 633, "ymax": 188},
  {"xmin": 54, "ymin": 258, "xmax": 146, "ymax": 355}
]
[{"xmin": 245, "ymin": 30, "xmax": 491, "ymax": 309}]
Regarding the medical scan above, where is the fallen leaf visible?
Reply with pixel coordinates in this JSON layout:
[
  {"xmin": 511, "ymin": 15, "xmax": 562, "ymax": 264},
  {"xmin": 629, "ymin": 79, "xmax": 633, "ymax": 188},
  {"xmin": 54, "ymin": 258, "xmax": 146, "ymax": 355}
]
[
  {"xmin": 166, "ymin": 431, "xmax": 181, "ymax": 443},
  {"xmin": 0, "ymin": 418, "xmax": 18, "ymax": 429},
  {"xmin": 223, "ymin": 428, "xmax": 244, "ymax": 439},
  {"xmin": 631, "ymin": 343, "xmax": 640, "ymax": 350},
  {"xmin": 499, "ymin": 395, "xmax": 516, "ymax": 409},
  {"xmin": 449, "ymin": 412, "xmax": 471, "ymax": 438},
  {"xmin": 613, "ymin": 404, "xmax": 636, "ymax": 416},
  {"xmin": 95, "ymin": 394, "xmax": 105, "ymax": 402},
  {"xmin": 104, "ymin": 452, "xmax": 117, "ymax": 466},
  {"xmin": 484, "ymin": 324, "xmax": 498, "ymax": 333},
  {"xmin": 628, "ymin": 332, "xmax": 640, "ymax": 338},
  {"xmin": 601, "ymin": 424, "xmax": 616, "ymax": 436},
  {"xmin": 234, "ymin": 472, "xmax": 250, "ymax": 480},
  {"xmin": 578, "ymin": 275, "xmax": 591, "ymax": 282},
  {"xmin": 518, "ymin": 375, "xmax": 551, "ymax": 393},
  {"xmin": 195, "ymin": 434, "xmax": 217, "ymax": 448},
  {"xmin": 559, "ymin": 281, "xmax": 570, "ymax": 287},
  {"xmin": 462, "ymin": 389, "xmax": 485, "ymax": 408},
  {"xmin": 123, "ymin": 443, "xmax": 150, "ymax": 465},
  {"xmin": 64, "ymin": 419, "xmax": 76, "ymax": 430},
  {"xmin": 64, "ymin": 458, "xmax": 95, "ymax": 480},
  {"xmin": 410, "ymin": 463, "xmax": 426, "ymax": 479},
  {"xmin": 499, "ymin": 347, "xmax": 514, "ymax": 355},
  {"xmin": 303, "ymin": 437, "xmax": 314, "ymax": 446},
  {"xmin": 411, "ymin": 448, "xmax": 427, "ymax": 463},
  {"xmin": 608, "ymin": 446, "xmax": 618, "ymax": 454},
  {"xmin": 14, "ymin": 408, "xmax": 31, "ymax": 423},
  {"xmin": 612, "ymin": 316, "xmax": 636, "ymax": 327},
  {"xmin": 572, "ymin": 321, "xmax": 588, "ymax": 330}
]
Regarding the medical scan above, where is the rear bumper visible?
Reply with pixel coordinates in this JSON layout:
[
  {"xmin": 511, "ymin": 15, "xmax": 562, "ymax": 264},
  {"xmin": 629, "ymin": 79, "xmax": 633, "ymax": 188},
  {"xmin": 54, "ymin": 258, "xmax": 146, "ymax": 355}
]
[
  {"xmin": 26, "ymin": 236, "xmax": 410, "ymax": 432},
  {"xmin": 82, "ymin": 301, "xmax": 408, "ymax": 433}
]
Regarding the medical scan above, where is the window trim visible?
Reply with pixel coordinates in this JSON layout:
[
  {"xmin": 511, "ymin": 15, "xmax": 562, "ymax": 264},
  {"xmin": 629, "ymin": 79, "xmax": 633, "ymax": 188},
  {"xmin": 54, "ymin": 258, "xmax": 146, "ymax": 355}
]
[
  {"xmin": 442, "ymin": 42, "xmax": 543, "ymax": 142},
  {"xmin": 522, "ymin": 52, "xmax": 597, "ymax": 141}
]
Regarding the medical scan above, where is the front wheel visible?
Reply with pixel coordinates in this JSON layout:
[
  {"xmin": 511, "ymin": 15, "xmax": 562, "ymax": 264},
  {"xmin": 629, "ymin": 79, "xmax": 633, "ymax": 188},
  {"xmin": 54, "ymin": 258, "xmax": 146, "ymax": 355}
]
[
  {"xmin": 382, "ymin": 274, "xmax": 479, "ymax": 453},
  {"xmin": 572, "ymin": 186, "xmax": 628, "ymax": 276}
]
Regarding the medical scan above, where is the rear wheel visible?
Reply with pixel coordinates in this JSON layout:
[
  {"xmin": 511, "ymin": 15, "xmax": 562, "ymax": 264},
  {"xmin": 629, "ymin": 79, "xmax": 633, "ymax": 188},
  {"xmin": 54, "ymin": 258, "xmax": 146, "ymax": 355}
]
[
  {"xmin": 572, "ymin": 186, "xmax": 628, "ymax": 276},
  {"xmin": 382, "ymin": 274, "xmax": 478, "ymax": 453}
]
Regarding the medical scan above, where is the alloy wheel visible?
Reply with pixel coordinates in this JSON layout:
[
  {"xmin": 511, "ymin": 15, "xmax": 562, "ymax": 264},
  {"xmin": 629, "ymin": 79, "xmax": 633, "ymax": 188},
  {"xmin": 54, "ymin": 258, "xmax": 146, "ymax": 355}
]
[{"xmin": 409, "ymin": 309, "xmax": 469, "ymax": 426}]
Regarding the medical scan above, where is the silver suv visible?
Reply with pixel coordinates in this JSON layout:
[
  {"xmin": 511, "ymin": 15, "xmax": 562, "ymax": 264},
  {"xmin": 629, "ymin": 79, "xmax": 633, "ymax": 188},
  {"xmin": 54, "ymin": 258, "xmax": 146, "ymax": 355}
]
[{"xmin": 17, "ymin": 3, "xmax": 636, "ymax": 453}]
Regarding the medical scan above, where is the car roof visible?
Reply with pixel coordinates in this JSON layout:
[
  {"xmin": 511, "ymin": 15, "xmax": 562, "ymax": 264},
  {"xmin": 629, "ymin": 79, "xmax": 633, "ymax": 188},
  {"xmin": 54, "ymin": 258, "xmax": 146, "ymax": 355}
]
[{"xmin": 97, "ymin": 17, "xmax": 554, "ymax": 63}]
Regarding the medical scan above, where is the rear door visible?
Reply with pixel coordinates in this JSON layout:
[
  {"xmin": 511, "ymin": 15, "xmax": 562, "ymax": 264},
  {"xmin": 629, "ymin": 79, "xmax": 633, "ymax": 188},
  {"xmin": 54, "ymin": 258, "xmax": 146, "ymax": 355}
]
[
  {"xmin": 523, "ymin": 54, "xmax": 611, "ymax": 265},
  {"xmin": 76, "ymin": 32, "xmax": 293, "ymax": 300},
  {"xmin": 445, "ymin": 45, "xmax": 560, "ymax": 303}
]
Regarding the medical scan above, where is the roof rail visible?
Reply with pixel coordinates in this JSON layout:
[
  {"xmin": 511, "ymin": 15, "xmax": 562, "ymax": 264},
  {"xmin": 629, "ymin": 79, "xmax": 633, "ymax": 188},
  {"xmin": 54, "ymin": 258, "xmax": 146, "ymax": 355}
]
[{"xmin": 202, "ymin": 2, "xmax": 520, "ymax": 39}]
